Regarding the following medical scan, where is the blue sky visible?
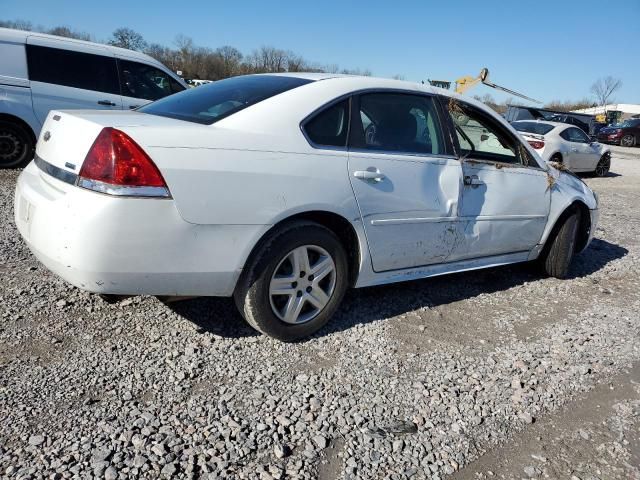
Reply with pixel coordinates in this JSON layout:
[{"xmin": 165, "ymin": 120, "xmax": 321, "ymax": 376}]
[{"xmin": 4, "ymin": 0, "xmax": 639, "ymax": 104}]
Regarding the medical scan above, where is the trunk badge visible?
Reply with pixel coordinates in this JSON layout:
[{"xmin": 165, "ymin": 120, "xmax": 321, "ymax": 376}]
[
  {"xmin": 65, "ymin": 162, "xmax": 76, "ymax": 170},
  {"xmin": 43, "ymin": 131, "xmax": 51, "ymax": 141}
]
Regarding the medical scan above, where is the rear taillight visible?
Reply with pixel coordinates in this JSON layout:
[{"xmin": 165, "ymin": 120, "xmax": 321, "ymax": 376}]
[
  {"xmin": 527, "ymin": 140, "xmax": 545, "ymax": 150},
  {"xmin": 78, "ymin": 128, "xmax": 170, "ymax": 197}
]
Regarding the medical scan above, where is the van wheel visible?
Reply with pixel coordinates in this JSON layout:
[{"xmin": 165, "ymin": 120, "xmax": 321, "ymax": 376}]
[
  {"xmin": 234, "ymin": 221, "xmax": 348, "ymax": 341},
  {"xmin": 0, "ymin": 120, "xmax": 35, "ymax": 168},
  {"xmin": 540, "ymin": 210, "xmax": 579, "ymax": 279}
]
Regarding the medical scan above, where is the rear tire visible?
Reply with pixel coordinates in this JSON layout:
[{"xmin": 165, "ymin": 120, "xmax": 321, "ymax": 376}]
[
  {"xmin": 0, "ymin": 120, "xmax": 35, "ymax": 169},
  {"xmin": 550, "ymin": 153, "xmax": 563, "ymax": 163},
  {"xmin": 540, "ymin": 210, "xmax": 579, "ymax": 279},
  {"xmin": 234, "ymin": 221, "xmax": 349, "ymax": 341}
]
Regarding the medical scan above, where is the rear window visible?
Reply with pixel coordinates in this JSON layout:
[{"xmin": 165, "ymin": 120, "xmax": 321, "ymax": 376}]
[
  {"xmin": 512, "ymin": 121, "xmax": 555, "ymax": 136},
  {"xmin": 139, "ymin": 75, "xmax": 313, "ymax": 124}
]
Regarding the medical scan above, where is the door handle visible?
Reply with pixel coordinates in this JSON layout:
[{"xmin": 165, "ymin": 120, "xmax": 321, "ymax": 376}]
[
  {"xmin": 571, "ymin": 148, "xmax": 578, "ymax": 152},
  {"xmin": 97, "ymin": 100, "xmax": 117, "ymax": 106},
  {"xmin": 354, "ymin": 169, "xmax": 385, "ymax": 182},
  {"xmin": 464, "ymin": 175, "xmax": 485, "ymax": 187},
  {"xmin": 128, "ymin": 105, "xmax": 141, "ymax": 109}
]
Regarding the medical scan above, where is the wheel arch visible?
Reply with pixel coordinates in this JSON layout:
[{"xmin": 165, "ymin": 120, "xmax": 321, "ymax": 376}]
[
  {"xmin": 541, "ymin": 200, "xmax": 592, "ymax": 256},
  {"xmin": 240, "ymin": 210, "xmax": 363, "ymax": 289}
]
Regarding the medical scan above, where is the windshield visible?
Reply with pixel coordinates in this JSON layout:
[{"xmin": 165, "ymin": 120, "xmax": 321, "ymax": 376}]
[
  {"xmin": 512, "ymin": 121, "xmax": 555, "ymax": 135},
  {"xmin": 139, "ymin": 75, "xmax": 313, "ymax": 124}
]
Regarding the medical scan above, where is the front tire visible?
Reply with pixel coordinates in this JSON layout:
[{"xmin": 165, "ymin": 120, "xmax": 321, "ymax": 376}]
[
  {"xmin": 620, "ymin": 134, "xmax": 635, "ymax": 147},
  {"xmin": 0, "ymin": 120, "xmax": 35, "ymax": 169},
  {"xmin": 594, "ymin": 153, "xmax": 611, "ymax": 177},
  {"xmin": 540, "ymin": 211, "xmax": 579, "ymax": 279},
  {"xmin": 234, "ymin": 221, "xmax": 349, "ymax": 341}
]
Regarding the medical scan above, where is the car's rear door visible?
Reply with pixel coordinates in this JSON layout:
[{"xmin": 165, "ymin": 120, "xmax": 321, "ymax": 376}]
[
  {"xmin": 347, "ymin": 91, "xmax": 462, "ymax": 272},
  {"xmin": 117, "ymin": 58, "xmax": 185, "ymax": 110},
  {"xmin": 26, "ymin": 36, "xmax": 122, "ymax": 124},
  {"xmin": 562, "ymin": 127, "xmax": 598, "ymax": 171},
  {"xmin": 445, "ymin": 98, "xmax": 550, "ymax": 259}
]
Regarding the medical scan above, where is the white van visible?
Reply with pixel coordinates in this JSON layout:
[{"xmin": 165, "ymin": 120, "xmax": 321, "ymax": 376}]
[{"xmin": 0, "ymin": 28, "xmax": 187, "ymax": 168}]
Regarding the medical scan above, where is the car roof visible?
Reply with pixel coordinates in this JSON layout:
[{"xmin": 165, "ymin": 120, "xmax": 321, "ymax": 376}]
[
  {"xmin": 512, "ymin": 119, "xmax": 570, "ymax": 129},
  {"xmin": 0, "ymin": 27, "xmax": 167, "ymax": 69}
]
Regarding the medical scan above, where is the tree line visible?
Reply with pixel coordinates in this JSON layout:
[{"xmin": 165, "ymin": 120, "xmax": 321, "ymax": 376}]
[
  {"xmin": 1, "ymin": 19, "xmax": 622, "ymax": 111},
  {"xmin": 0, "ymin": 20, "xmax": 372, "ymax": 80}
]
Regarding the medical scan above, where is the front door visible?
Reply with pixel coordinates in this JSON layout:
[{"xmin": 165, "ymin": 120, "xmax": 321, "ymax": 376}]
[
  {"xmin": 347, "ymin": 92, "xmax": 462, "ymax": 272},
  {"xmin": 446, "ymin": 99, "xmax": 550, "ymax": 259}
]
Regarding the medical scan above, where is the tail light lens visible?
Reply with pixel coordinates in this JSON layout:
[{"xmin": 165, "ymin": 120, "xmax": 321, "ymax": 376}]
[
  {"xmin": 78, "ymin": 128, "xmax": 170, "ymax": 197},
  {"xmin": 527, "ymin": 140, "xmax": 545, "ymax": 150}
]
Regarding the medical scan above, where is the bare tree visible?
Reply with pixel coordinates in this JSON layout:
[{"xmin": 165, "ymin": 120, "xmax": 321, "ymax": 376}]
[
  {"xmin": 48, "ymin": 26, "xmax": 91, "ymax": 41},
  {"xmin": 0, "ymin": 19, "xmax": 34, "ymax": 30},
  {"xmin": 109, "ymin": 28, "xmax": 146, "ymax": 51},
  {"xmin": 591, "ymin": 76, "xmax": 622, "ymax": 108}
]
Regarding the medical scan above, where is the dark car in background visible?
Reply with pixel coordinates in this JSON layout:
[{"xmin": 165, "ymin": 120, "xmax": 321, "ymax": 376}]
[{"xmin": 597, "ymin": 118, "xmax": 640, "ymax": 147}]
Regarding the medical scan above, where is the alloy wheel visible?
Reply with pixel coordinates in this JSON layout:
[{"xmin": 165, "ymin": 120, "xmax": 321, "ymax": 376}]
[
  {"xmin": 621, "ymin": 135, "xmax": 634, "ymax": 147},
  {"xmin": 269, "ymin": 245, "xmax": 337, "ymax": 324},
  {"xmin": 595, "ymin": 155, "xmax": 610, "ymax": 177}
]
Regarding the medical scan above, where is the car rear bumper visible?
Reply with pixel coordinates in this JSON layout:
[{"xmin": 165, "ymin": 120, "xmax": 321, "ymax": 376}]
[{"xmin": 14, "ymin": 162, "xmax": 268, "ymax": 297}]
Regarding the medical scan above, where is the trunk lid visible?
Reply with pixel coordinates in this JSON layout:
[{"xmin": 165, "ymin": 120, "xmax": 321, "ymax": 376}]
[{"xmin": 35, "ymin": 110, "xmax": 198, "ymax": 177}]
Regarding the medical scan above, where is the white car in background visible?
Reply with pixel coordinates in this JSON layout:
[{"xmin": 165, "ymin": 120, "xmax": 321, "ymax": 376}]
[
  {"xmin": 15, "ymin": 74, "xmax": 599, "ymax": 341},
  {"xmin": 512, "ymin": 120, "xmax": 611, "ymax": 176}
]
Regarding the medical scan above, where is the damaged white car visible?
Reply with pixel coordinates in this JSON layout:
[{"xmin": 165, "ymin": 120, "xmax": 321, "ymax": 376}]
[{"xmin": 14, "ymin": 74, "xmax": 599, "ymax": 341}]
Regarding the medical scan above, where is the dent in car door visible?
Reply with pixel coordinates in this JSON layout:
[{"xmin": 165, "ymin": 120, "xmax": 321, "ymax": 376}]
[
  {"xmin": 459, "ymin": 161, "xmax": 550, "ymax": 258},
  {"xmin": 25, "ymin": 38, "xmax": 122, "ymax": 124},
  {"xmin": 448, "ymin": 99, "xmax": 550, "ymax": 259},
  {"xmin": 347, "ymin": 92, "xmax": 463, "ymax": 272}
]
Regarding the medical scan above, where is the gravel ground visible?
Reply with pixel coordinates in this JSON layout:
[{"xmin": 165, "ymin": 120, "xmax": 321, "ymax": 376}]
[{"xmin": 1, "ymin": 146, "xmax": 639, "ymax": 479}]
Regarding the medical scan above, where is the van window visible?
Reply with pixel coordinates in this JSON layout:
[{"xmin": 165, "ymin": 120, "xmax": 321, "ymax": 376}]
[
  {"xmin": 26, "ymin": 44, "xmax": 119, "ymax": 95},
  {"xmin": 118, "ymin": 60, "xmax": 184, "ymax": 101}
]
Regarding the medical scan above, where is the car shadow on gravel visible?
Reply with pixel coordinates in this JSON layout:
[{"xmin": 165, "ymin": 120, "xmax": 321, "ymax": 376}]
[
  {"xmin": 166, "ymin": 297, "xmax": 260, "ymax": 338},
  {"xmin": 316, "ymin": 238, "xmax": 628, "ymax": 338},
  {"xmin": 166, "ymin": 239, "xmax": 626, "ymax": 340}
]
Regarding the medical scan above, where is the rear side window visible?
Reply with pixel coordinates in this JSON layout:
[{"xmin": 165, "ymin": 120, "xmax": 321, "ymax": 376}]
[
  {"xmin": 139, "ymin": 75, "xmax": 313, "ymax": 125},
  {"xmin": 119, "ymin": 60, "xmax": 184, "ymax": 101},
  {"xmin": 26, "ymin": 44, "xmax": 119, "ymax": 95},
  {"xmin": 350, "ymin": 93, "xmax": 445, "ymax": 155},
  {"xmin": 303, "ymin": 99, "xmax": 349, "ymax": 147}
]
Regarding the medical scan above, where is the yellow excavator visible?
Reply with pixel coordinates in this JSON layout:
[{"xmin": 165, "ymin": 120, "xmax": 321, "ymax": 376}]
[{"xmin": 429, "ymin": 68, "xmax": 541, "ymax": 103}]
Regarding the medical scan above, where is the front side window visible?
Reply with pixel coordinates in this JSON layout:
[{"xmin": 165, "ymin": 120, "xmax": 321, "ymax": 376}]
[
  {"xmin": 303, "ymin": 99, "xmax": 349, "ymax": 147},
  {"xmin": 350, "ymin": 93, "xmax": 445, "ymax": 155},
  {"xmin": 561, "ymin": 127, "xmax": 589, "ymax": 143},
  {"xmin": 139, "ymin": 75, "xmax": 312, "ymax": 124},
  {"xmin": 26, "ymin": 44, "xmax": 119, "ymax": 95},
  {"xmin": 448, "ymin": 99, "xmax": 524, "ymax": 165},
  {"xmin": 119, "ymin": 60, "xmax": 184, "ymax": 101}
]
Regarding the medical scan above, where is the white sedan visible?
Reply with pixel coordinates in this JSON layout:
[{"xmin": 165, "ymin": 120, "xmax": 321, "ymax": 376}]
[
  {"xmin": 512, "ymin": 120, "xmax": 611, "ymax": 176},
  {"xmin": 15, "ymin": 74, "xmax": 599, "ymax": 341}
]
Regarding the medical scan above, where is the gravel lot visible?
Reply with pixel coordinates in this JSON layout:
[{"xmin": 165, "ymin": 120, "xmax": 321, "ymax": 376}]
[{"xmin": 1, "ymin": 146, "xmax": 639, "ymax": 480}]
